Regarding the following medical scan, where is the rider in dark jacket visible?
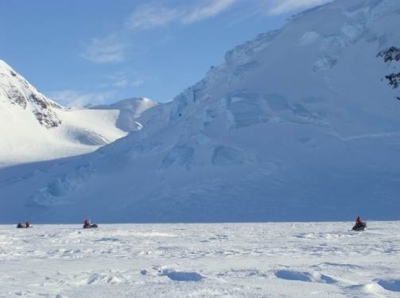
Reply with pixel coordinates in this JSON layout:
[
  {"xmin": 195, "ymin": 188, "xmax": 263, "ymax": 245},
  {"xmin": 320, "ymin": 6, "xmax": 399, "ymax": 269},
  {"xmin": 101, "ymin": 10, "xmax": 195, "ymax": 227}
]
[
  {"xmin": 353, "ymin": 216, "xmax": 366, "ymax": 231},
  {"xmin": 83, "ymin": 218, "xmax": 91, "ymax": 228}
]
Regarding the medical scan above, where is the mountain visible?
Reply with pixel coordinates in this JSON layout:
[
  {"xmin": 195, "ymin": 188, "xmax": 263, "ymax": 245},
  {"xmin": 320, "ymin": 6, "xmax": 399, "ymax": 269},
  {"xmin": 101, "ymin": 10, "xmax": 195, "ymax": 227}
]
[
  {"xmin": 1, "ymin": 0, "xmax": 400, "ymax": 223},
  {"xmin": 0, "ymin": 60, "xmax": 156, "ymax": 166}
]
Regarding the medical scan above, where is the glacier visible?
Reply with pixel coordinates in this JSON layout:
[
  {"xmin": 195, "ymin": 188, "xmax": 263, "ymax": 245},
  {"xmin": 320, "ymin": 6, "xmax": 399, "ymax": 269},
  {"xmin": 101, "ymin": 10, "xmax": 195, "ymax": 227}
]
[{"xmin": 1, "ymin": 0, "xmax": 400, "ymax": 223}]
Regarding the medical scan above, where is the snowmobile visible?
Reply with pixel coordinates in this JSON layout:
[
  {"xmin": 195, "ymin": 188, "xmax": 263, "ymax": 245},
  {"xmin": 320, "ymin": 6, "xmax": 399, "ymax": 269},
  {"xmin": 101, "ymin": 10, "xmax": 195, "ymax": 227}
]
[
  {"xmin": 352, "ymin": 221, "xmax": 366, "ymax": 231},
  {"xmin": 83, "ymin": 223, "xmax": 98, "ymax": 229},
  {"xmin": 16, "ymin": 222, "xmax": 33, "ymax": 228}
]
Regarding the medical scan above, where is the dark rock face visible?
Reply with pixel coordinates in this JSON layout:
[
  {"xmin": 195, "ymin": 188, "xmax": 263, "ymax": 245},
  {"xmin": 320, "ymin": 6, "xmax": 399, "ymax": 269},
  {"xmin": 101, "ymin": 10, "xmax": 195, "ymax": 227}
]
[{"xmin": 377, "ymin": 46, "xmax": 400, "ymax": 100}]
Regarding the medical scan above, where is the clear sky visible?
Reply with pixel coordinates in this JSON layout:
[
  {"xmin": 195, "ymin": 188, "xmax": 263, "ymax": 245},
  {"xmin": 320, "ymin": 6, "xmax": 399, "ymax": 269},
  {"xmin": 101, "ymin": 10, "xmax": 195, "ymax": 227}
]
[{"xmin": 0, "ymin": 0, "xmax": 331, "ymax": 106}]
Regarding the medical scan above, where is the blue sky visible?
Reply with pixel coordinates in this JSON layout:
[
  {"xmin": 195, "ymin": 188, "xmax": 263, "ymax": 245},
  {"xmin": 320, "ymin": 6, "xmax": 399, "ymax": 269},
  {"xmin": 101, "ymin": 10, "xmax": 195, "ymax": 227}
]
[{"xmin": 0, "ymin": 0, "xmax": 331, "ymax": 106}]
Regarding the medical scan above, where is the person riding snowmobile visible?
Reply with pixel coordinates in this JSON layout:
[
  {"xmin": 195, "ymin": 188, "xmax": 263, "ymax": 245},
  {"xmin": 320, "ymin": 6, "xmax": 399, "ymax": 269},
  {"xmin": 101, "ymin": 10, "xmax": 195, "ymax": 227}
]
[
  {"xmin": 352, "ymin": 216, "xmax": 366, "ymax": 231},
  {"xmin": 83, "ymin": 218, "xmax": 91, "ymax": 228},
  {"xmin": 83, "ymin": 218, "xmax": 98, "ymax": 229}
]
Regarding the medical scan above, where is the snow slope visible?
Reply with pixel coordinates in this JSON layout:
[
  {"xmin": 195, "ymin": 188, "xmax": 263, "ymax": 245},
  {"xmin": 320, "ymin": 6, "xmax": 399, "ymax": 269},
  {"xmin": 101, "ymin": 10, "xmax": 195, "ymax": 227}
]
[
  {"xmin": 0, "ymin": 60, "xmax": 157, "ymax": 166},
  {"xmin": 90, "ymin": 97, "xmax": 158, "ymax": 132},
  {"xmin": 1, "ymin": 222, "xmax": 399, "ymax": 297},
  {"xmin": 1, "ymin": 0, "xmax": 400, "ymax": 223}
]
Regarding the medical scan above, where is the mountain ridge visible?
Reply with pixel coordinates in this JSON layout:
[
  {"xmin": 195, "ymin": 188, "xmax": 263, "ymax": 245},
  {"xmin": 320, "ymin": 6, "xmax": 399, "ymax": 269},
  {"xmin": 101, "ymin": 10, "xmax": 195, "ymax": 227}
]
[
  {"xmin": 0, "ymin": 60, "xmax": 158, "ymax": 166},
  {"xmin": 1, "ymin": 0, "xmax": 400, "ymax": 223},
  {"xmin": 0, "ymin": 59, "xmax": 62, "ymax": 129}
]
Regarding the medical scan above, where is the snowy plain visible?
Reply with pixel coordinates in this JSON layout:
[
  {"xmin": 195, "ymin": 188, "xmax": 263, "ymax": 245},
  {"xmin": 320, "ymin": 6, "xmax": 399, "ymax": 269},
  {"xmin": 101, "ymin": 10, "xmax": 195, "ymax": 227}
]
[{"xmin": 1, "ymin": 222, "xmax": 399, "ymax": 298}]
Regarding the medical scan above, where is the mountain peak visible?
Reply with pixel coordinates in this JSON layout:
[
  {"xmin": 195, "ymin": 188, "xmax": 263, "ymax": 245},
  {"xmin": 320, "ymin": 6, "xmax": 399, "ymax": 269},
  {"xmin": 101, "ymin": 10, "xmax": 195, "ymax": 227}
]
[
  {"xmin": 0, "ymin": 59, "xmax": 130, "ymax": 165},
  {"xmin": 0, "ymin": 59, "xmax": 62, "ymax": 128}
]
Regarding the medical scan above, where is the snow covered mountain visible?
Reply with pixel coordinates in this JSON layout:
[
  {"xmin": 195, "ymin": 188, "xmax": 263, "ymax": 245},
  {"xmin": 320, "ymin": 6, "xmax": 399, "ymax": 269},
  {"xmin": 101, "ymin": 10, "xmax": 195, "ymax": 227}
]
[
  {"xmin": 90, "ymin": 97, "xmax": 158, "ymax": 132},
  {"xmin": 0, "ymin": 60, "xmax": 156, "ymax": 166},
  {"xmin": 1, "ymin": 0, "xmax": 400, "ymax": 223}
]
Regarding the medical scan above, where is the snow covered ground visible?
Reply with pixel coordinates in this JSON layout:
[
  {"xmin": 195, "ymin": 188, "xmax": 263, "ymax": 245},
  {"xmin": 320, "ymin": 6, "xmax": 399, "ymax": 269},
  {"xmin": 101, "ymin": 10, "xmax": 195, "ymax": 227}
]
[{"xmin": 1, "ymin": 221, "xmax": 399, "ymax": 298}]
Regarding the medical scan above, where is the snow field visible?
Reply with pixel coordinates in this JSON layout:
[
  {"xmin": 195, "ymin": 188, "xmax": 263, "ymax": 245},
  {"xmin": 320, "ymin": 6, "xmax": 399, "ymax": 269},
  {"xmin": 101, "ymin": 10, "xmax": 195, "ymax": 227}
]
[{"xmin": 0, "ymin": 222, "xmax": 399, "ymax": 297}]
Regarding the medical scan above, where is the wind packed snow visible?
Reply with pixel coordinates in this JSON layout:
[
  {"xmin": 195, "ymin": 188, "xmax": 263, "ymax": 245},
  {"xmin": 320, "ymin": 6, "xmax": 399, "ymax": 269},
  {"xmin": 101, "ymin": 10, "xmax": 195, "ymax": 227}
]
[{"xmin": 1, "ymin": 222, "xmax": 399, "ymax": 298}]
